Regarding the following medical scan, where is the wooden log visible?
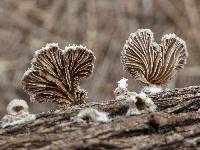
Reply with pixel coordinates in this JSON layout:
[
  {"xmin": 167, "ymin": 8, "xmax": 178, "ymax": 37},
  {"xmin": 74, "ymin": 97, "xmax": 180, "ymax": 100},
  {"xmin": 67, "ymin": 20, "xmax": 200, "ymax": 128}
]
[{"xmin": 0, "ymin": 86, "xmax": 200, "ymax": 150}]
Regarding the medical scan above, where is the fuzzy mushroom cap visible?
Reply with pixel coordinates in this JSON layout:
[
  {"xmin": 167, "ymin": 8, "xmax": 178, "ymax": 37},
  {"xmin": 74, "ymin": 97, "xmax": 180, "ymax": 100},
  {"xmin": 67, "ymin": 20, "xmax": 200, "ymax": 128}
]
[
  {"xmin": 6, "ymin": 99, "xmax": 29, "ymax": 115},
  {"xmin": 77, "ymin": 108, "xmax": 109, "ymax": 123},
  {"xmin": 121, "ymin": 29, "xmax": 188, "ymax": 85},
  {"xmin": 22, "ymin": 43, "xmax": 95, "ymax": 108}
]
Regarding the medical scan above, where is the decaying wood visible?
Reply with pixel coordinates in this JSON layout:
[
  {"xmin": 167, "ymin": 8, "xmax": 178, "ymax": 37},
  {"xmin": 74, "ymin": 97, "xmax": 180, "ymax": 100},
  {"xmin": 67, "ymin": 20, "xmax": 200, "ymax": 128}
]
[{"xmin": 0, "ymin": 86, "xmax": 200, "ymax": 150}]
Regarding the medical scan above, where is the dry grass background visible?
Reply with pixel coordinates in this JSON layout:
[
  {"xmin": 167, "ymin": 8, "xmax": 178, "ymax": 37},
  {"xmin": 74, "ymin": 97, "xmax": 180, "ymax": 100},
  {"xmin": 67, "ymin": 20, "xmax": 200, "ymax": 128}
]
[{"xmin": 0, "ymin": 0, "xmax": 200, "ymax": 116}]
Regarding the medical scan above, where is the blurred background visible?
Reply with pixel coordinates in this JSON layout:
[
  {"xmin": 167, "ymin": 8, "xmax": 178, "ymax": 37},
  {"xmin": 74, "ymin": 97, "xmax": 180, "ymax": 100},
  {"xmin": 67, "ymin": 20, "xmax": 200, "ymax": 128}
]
[{"xmin": 0, "ymin": 0, "xmax": 200, "ymax": 116}]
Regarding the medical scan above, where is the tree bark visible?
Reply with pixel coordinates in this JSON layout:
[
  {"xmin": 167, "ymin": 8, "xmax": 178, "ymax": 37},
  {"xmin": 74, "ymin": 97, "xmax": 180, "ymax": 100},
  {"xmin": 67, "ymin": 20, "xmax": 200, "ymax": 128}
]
[{"xmin": 0, "ymin": 86, "xmax": 200, "ymax": 150}]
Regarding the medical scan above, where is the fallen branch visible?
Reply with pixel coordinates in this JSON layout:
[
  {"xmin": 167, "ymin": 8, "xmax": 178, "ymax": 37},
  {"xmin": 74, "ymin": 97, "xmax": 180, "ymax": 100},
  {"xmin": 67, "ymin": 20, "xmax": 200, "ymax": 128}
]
[{"xmin": 0, "ymin": 86, "xmax": 200, "ymax": 150}]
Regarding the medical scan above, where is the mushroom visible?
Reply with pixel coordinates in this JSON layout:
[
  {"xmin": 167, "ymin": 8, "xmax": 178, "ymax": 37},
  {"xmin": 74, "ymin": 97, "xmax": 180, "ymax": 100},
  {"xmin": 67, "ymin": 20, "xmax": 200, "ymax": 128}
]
[
  {"xmin": 0, "ymin": 99, "xmax": 36, "ymax": 128},
  {"xmin": 121, "ymin": 29, "xmax": 188, "ymax": 93},
  {"xmin": 22, "ymin": 43, "xmax": 95, "ymax": 109}
]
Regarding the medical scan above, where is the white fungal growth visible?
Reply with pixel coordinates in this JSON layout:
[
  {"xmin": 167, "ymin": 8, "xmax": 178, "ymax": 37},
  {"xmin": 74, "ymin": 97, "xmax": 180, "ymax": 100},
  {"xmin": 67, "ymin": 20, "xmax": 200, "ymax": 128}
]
[
  {"xmin": 141, "ymin": 85, "xmax": 163, "ymax": 94},
  {"xmin": 117, "ymin": 78, "xmax": 128, "ymax": 90},
  {"xmin": 0, "ymin": 114, "xmax": 36, "ymax": 128},
  {"xmin": 114, "ymin": 78, "xmax": 131, "ymax": 100},
  {"xmin": 0, "ymin": 99, "xmax": 36, "ymax": 128},
  {"xmin": 114, "ymin": 87, "xmax": 128, "ymax": 101},
  {"xmin": 76, "ymin": 108, "xmax": 109, "ymax": 123},
  {"xmin": 7, "ymin": 99, "xmax": 29, "ymax": 115},
  {"xmin": 138, "ymin": 92, "xmax": 157, "ymax": 112},
  {"xmin": 113, "ymin": 78, "xmax": 157, "ymax": 115},
  {"xmin": 126, "ymin": 92, "xmax": 157, "ymax": 116},
  {"xmin": 126, "ymin": 107, "xmax": 142, "ymax": 115}
]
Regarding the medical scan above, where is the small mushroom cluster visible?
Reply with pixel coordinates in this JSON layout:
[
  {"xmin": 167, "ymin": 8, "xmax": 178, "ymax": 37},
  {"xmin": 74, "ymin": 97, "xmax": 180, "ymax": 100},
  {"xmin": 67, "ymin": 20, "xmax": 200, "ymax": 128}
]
[
  {"xmin": 114, "ymin": 78, "xmax": 137, "ymax": 101},
  {"xmin": 0, "ymin": 28, "xmax": 189, "ymax": 127},
  {"xmin": 113, "ymin": 28, "xmax": 188, "ymax": 115},
  {"xmin": 114, "ymin": 78, "xmax": 157, "ymax": 115}
]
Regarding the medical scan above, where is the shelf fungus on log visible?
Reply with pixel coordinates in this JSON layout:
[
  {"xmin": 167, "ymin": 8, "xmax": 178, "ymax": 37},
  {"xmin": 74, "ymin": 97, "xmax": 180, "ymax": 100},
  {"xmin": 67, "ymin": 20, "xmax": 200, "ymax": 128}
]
[
  {"xmin": 121, "ymin": 29, "xmax": 188, "ymax": 93},
  {"xmin": 22, "ymin": 43, "xmax": 95, "ymax": 108}
]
